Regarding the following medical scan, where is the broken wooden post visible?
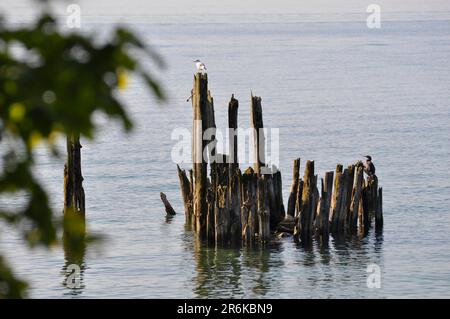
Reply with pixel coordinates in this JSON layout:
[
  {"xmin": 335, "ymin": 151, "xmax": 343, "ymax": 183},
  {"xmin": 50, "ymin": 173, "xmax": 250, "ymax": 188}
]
[
  {"xmin": 241, "ymin": 167, "xmax": 258, "ymax": 242},
  {"xmin": 64, "ymin": 133, "xmax": 85, "ymax": 215},
  {"xmin": 330, "ymin": 164, "xmax": 343, "ymax": 233},
  {"xmin": 177, "ymin": 165, "xmax": 193, "ymax": 222},
  {"xmin": 375, "ymin": 186, "xmax": 383, "ymax": 232},
  {"xmin": 229, "ymin": 167, "xmax": 242, "ymax": 240},
  {"xmin": 160, "ymin": 192, "xmax": 176, "ymax": 215},
  {"xmin": 257, "ymin": 176, "xmax": 270, "ymax": 243},
  {"xmin": 349, "ymin": 163, "xmax": 364, "ymax": 232},
  {"xmin": 271, "ymin": 170, "xmax": 285, "ymax": 227},
  {"xmin": 287, "ymin": 158, "xmax": 300, "ymax": 217},
  {"xmin": 192, "ymin": 73, "xmax": 210, "ymax": 238},
  {"xmin": 227, "ymin": 95, "xmax": 242, "ymax": 240},
  {"xmin": 214, "ymin": 158, "xmax": 230, "ymax": 245},
  {"xmin": 345, "ymin": 164, "xmax": 355, "ymax": 224},
  {"xmin": 316, "ymin": 171, "xmax": 334, "ymax": 240},
  {"xmin": 336, "ymin": 166, "xmax": 353, "ymax": 232},
  {"xmin": 228, "ymin": 94, "xmax": 239, "ymax": 170},
  {"xmin": 250, "ymin": 95, "xmax": 265, "ymax": 175},
  {"xmin": 296, "ymin": 160, "xmax": 317, "ymax": 243}
]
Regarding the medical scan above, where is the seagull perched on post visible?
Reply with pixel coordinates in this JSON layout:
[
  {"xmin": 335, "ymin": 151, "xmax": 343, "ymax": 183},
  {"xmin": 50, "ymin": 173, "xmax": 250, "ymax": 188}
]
[{"xmin": 194, "ymin": 59, "xmax": 207, "ymax": 73}]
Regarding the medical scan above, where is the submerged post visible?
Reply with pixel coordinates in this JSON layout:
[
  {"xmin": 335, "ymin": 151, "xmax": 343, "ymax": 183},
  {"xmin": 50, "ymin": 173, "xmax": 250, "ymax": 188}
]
[{"xmin": 64, "ymin": 133, "xmax": 85, "ymax": 215}]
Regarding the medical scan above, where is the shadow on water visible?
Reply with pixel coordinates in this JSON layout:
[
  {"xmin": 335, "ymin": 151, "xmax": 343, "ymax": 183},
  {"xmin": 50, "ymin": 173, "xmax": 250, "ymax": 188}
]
[{"xmin": 61, "ymin": 211, "xmax": 87, "ymax": 297}]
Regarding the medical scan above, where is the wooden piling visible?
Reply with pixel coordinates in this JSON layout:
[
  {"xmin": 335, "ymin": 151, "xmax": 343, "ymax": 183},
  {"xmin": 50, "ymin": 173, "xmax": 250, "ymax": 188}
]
[
  {"xmin": 241, "ymin": 167, "xmax": 258, "ymax": 241},
  {"xmin": 345, "ymin": 165, "xmax": 355, "ymax": 220},
  {"xmin": 229, "ymin": 167, "xmax": 242, "ymax": 240},
  {"xmin": 330, "ymin": 164, "xmax": 343, "ymax": 233},
  {"xmin": 250, "ymin": 95, "xmax": 265, "ymax": 175},
  {"xmin": 177, "ymin": 165, "xmax": 193, "ymax": 222},
  {"xmin": 375, "ymin": 187, "xmax": 383, "ymax": 231},
  {"xmin": 257, "ymin": 176, "xmax": 270, "ymax": 243},
  {"xmin": 214, "ymin": 160, "xmax": 230, "ymax": 245},
  {"xmin": 287, "ymin": 158, "xmax": 300, "ymax": 217},
  {"xmin": 192, "ymin": 73, "xmax": 210, "ymax": 238},
  {"xmin": 64, "ymin": 133, "xmax": 85, "ymax": 215},
  {"xmin": 272, "ymin": 170, "xmax": 285, "ymax": 226},
  {"xmin": 296, "ymin": 160, "xmax": 317, "ymax": 242},
  {"xmin": 227, "ymin": 95, "xmax": 241, "ymax": 240},
  {"xmin": 349, "ymin": 163, "xmax": 363, "ymax": 231},
  {"xmin": 337, "ymin": 166, "xmax": 353, "ymax": 231},
  {"xmin": 228, "ymin": 94, "xmax": 239, "ymax": 169},
  {"xmin": 160, "ymin": 192, "xmax": 176, "ymax": 215},
  {"xmin": 316, "ymin": 171, "xmax": 334, "ymax": 238}
]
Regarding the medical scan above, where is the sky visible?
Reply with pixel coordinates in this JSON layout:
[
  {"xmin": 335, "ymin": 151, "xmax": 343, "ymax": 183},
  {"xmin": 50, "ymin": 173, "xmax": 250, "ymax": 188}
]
[{"xmin": 1, "ymin": 0, "xmax": 450, "ymax": 24}]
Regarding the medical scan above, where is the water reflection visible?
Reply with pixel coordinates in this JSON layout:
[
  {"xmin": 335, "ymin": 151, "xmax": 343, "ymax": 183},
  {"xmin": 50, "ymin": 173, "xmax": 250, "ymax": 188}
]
[
  {"xmin": 188, "ymin": 238, "xmax": 284, "ymax": 298},
  {"xmin": 186, "ymin": 228, "xmax": 384, "ymax": 298},
  {"xmin": 61, "ymin": 212, "xmax": 87, "ymax": 296}
]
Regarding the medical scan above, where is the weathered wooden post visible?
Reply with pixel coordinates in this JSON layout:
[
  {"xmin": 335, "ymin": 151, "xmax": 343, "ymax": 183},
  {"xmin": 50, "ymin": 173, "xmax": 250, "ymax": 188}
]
[
  {"xmin": 160, "ymin": 192, "xmax": 176, "ymax": 215},
  {"xmin": 295, "ymin": 160, "xmax": 318, "ymax": 243},
  {"xmin": 228, "ymin": 95, "xmax": 242, "ymax": 240},
  {"xmin": 64, "ymin": 133, "xmax": 85, "ymax": 215},
  {"xmin": 287, "ymin": 158, "xmax": 300, "ymax": 217},
  {"xmin": 257, "ymin": 176, "xmax": 270, "ymax": 243},
  {"xmin": 336, "ymin": 166, "xmax": 353, "ymax": 232},
  {"xmin": 192, "ymin": 73, "xmax": 211, "ymax": 238},
  {"xmin": 375, "ymin": 187, "xmax": 383, "ymax": 231},
  {"xmin": 316, "ymin": 171, "xmax": 334, "ymax": 240},
  {"xmin": 214, "ymin": 158, "xmax": 230, "ymax": 245},
  {"xmin": 241, "ymin": 167, "xmax": 258, "ymax": 242},
  {"xmin": 177, "ymin": 165, "xmax": 193, "ymax": 222},
  {"xmin": 330, "ymin": 164, "xmax": 343, "ymax": 233},
  {"xmin": 349, "ymin": 163, "xmax": 364, "ymax": 231},
  {"xmin": 250, "ymin": 95, "xmax": 265, "ymax": 175},
  {"xmin": 271, "ymin": 170, "xmax": 285, "ymax": 227},
  {"xmin": 345, "ymin": 165, "xmax": 355, "ymax": 223},
  {"xmin": 228, "ymin": 94, "xmax": 239, "ymax": 170},
  {"xmin": 229, "ymin": 168, "xmax": 242, "ymax": 240}
]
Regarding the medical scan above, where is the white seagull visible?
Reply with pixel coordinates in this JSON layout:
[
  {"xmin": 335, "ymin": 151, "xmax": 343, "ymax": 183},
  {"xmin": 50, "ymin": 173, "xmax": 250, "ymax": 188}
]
[{"xmin": 194, "ymin": 59, "xmax": 207, "ymax": 73}]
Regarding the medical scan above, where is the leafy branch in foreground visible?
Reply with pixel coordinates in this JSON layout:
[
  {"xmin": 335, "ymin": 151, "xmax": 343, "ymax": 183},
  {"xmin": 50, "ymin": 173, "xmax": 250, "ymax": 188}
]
[{"xmin": 0, "ymin": 13, "xmax": 165, "ymax": 298}]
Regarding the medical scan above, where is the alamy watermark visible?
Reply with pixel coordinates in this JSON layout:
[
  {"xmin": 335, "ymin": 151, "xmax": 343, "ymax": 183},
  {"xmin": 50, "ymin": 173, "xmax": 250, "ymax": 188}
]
[
  {"xmin": 366, "ymin": 263, "xmax": 381, "ymax": 288},
  {"xmin": 171, "ymin": 123, "xmax": 280, "ymax": 174},
  {"xmin": 66, "ymin": 4, "xmax": 81, "ymax": 29},
  {"xmin": 366, "ymin": 4, "xmax": 381, "ymax": 29},
  {"xmin": 65, "ymin": 263, "xmax": 81, "ymax": 289}
]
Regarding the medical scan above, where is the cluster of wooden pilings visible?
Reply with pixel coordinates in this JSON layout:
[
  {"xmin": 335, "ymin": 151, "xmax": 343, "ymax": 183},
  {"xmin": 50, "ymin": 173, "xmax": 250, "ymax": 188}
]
[{"xmin": 177, "ymin": 73, "xmax": 383, "ymax": 246}]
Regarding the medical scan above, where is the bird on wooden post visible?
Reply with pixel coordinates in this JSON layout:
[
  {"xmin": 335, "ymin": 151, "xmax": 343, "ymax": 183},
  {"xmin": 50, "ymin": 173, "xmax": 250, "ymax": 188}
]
[
  {"xmin": 364, "ymin": 155, "xmax": 376, "ymax": 181},
  {"xmin": 194, "ymin": 59, "xmax": 207, "ymax": 74}
]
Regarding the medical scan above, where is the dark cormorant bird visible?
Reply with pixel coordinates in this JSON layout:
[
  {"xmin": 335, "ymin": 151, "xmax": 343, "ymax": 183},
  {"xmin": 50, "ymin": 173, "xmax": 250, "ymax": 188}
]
[{"xmin": 364, "ymin": 155, "xmax": 376, "ymax": 177}]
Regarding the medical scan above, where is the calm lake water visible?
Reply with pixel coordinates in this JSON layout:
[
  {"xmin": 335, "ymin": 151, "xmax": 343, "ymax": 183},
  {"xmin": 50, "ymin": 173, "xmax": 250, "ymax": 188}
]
[{"xmin": 1, "ymin": 11, "xmax": 450, "ymax": 298}]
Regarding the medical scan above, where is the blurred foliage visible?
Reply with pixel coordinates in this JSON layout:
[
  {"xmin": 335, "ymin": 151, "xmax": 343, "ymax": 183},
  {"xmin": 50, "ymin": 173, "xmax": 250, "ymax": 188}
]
[{"xmin": 0, "ymin": 5, "xmax": 165, "ymax": 298}]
